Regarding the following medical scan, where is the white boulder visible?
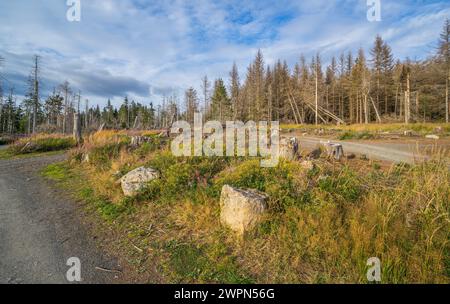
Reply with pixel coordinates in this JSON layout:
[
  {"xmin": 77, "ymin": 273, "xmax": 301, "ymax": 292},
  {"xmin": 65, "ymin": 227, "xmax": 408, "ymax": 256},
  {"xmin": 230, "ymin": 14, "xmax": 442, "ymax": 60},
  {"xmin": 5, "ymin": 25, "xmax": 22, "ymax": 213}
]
[
  {"xmin": 220, "ymin": 185, "xmax": 268, "ymax": 236},
  {"xmin": 120, "ymin": 167, "xmax": 159, "ymax": 196}
]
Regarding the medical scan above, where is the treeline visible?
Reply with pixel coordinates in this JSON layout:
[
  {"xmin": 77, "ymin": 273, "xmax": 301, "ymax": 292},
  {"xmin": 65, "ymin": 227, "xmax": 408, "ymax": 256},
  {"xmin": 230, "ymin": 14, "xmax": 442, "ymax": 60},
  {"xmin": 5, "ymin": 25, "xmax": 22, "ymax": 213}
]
[
  {"xmin": 0, "ymin": 58, "xmax": 159, "ymax": 134},
  {"xmin": 192, "ymin": 19, "xmax": 450, "ymax": 123},
  {"xmin": 185, "ymin": 19, "xmax": 449, "ymax": 125},
  {"xmin": 0, "ymin": 19, "xmax": 449, "ymax": 136}
]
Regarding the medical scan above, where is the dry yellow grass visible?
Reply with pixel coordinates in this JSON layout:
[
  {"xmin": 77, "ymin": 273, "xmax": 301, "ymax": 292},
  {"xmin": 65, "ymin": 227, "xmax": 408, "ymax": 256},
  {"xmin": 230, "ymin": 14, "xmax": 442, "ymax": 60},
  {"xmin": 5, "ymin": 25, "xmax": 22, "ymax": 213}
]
[
  {"xmin": 54, "ymin": 129, "xmax": 449, "ymax": 283},
  {"xmin": 281, "ymin": 122, "xmax": 450, "ymax": 134}
]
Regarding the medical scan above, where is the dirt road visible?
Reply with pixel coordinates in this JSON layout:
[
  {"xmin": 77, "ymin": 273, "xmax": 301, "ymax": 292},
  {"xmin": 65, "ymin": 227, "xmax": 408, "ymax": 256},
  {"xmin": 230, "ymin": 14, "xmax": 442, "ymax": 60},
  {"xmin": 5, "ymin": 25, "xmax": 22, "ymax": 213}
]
[
  {"xmin": 296, "ymin": 136, "xmax": 448, "ymax": 164},
  {"xmin": 0, "ymin": 153, "xmax": 123, "ymax": 284}
]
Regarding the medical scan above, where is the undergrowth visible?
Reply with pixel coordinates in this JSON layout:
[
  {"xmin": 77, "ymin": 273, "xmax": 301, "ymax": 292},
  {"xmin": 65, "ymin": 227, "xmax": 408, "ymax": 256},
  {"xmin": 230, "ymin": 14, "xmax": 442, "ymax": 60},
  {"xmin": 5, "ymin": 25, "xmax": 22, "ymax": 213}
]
[{"xmin": 42, "ymin": 130, "xmax": 450, "ymax": 283}]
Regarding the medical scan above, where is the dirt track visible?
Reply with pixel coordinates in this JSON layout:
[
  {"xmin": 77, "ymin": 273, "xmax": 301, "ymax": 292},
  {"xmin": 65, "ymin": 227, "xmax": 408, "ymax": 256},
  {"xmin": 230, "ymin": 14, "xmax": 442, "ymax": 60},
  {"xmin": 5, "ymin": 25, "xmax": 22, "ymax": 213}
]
[
  {"xmin": 295, "ymin": 136, "xmax": 448, "ymax": 164},
  {"xmin": 0, "ymin": 153, "xmax": 123, "ymax": 284}
]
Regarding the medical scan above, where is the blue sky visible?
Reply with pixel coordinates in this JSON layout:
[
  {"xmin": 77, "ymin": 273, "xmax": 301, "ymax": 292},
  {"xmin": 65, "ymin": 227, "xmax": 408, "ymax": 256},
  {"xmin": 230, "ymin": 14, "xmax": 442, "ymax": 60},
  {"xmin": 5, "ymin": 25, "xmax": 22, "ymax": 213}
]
[{"xmin": 0, "ymin": 0, "xmax": 449, "ymax": 108}]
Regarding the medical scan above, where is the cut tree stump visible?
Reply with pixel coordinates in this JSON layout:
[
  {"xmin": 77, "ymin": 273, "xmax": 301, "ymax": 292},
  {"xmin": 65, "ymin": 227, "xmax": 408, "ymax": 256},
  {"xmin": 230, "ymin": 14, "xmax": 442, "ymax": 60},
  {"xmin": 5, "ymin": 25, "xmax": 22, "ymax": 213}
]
[
  {"xmin": 321, "ymin": 142, "xmax": 344, "ymax": 161},
  {"xmin": 130, "ymin": 136, "xmax": 152, "ymax": 147}
]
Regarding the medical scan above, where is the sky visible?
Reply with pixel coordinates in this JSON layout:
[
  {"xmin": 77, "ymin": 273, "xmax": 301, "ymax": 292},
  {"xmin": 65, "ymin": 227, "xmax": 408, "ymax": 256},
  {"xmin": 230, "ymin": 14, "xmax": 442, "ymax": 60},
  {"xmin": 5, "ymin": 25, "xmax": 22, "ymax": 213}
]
[{"xmin": 0, "ymin": 0, "xmax": 449, "ymax": 108}]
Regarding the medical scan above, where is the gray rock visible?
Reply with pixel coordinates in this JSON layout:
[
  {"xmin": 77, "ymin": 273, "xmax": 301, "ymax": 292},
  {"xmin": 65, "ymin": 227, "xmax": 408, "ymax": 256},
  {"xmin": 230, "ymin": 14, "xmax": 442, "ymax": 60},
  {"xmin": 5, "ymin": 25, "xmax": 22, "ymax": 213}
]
[
  {"xmin": 220, "ymin": 185, "xmax": 268, "ymax": 236},
  {"xmin": 120, "ymin": 167, "xmax": 159, "ymax": 196}
]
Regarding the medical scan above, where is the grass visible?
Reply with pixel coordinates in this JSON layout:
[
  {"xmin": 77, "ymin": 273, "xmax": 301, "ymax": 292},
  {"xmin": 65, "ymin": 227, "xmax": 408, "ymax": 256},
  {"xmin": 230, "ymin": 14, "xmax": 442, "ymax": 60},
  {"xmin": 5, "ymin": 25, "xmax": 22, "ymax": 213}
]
[
  {"xmin": 281, "ymin": 122, "xmax": 450, "ymax": 138},
  {"xmin": 339, "ymin": 131, "xmax": 375, "ymax": 140},
  {"xmin": 163, "ymin": 240, "xmax": 253, "ymax": 283},
  {"xmin": 42, "ymin": 130, "xmax": 450, "ymax": 283},
  {"xmin": 0, "ymin": 134, "xmax": 75, "ymax": 159},
  {"xmin": 0, "ymin": 149, "xmax": 66, "ymax": 160},
  {"xmin": 6, "ymin": 134, "xmax": 76, "ymax": 156},
  {"xmin": 0, "ymin": 135, "xmax": 15, "ymax": 145}
]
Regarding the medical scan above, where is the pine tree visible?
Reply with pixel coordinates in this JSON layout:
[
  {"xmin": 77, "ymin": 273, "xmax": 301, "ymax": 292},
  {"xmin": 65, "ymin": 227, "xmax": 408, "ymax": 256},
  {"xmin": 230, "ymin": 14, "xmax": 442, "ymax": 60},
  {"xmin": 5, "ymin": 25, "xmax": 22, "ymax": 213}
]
[
  {"xmin": 185, "ymin": 87, "xmax": 199, "ymax": 123},
  {"xmin": 210, "ymin": 79, "xmax": 230, "ymax": 122},
  {"xmin": 44, "ymin": 91, "xmax": 63, "ymax": 125},
  {"xmin": 229, "ymin": 63, "xmax": 240, "ymax": 120}
]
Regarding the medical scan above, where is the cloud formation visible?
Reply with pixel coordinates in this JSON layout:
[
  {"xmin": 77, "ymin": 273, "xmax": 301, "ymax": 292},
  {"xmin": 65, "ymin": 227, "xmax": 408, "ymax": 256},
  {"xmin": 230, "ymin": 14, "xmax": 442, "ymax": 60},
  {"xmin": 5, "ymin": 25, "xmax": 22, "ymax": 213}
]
[{"xmin": 0, "ymin": 0, "xmax": 448, "ymax": 107}]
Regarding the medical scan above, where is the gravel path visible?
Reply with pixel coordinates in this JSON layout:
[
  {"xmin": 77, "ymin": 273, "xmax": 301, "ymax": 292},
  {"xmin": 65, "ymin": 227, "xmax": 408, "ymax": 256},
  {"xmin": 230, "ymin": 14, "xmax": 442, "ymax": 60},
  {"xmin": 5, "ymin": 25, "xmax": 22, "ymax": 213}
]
[
  {"xmin": 296, "ymin": 136, "xmax": 445, "ymax": 164},
  {"xmin": 0, "ymin": 153, "xmax": 123, "ymax": 284}
]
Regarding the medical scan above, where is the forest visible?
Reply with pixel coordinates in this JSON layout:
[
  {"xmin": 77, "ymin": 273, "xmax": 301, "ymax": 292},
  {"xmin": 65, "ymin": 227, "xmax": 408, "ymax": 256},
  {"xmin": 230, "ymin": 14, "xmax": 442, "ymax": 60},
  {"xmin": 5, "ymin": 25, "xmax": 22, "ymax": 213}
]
[{"xmin": 0, "ymin": 19, "xmax": 449, "ymax": 135}]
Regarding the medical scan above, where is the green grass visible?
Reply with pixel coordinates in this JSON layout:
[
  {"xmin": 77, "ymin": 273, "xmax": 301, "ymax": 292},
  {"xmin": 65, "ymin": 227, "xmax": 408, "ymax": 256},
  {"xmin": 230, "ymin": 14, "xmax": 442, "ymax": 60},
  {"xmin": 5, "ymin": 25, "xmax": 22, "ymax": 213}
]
[
  {"xmin": 42, "ymin": 162, "xmax": 132, "ymax": 222},
  {"xmin": 281, "ymin": 123, "xmax": 450, "ymax": 138},
  {"xmin": 78, "ymin": 187, "xmax": 132, "ymax": 222},
  {"xmin": 164, "ymin": 240, "xmax": 253, "ymax": 284},
  {"xmin": 7, "ymin": 136, "xmax": 76, "ymax": 156},
  {"xmin": 41, "ymin": 162, "xmax": 72, "ymax": 181},
  {"xmin": 339, "ymin": 131, "xmax": 375, "ymax": 140},
  {"xmin": 0, "ymin": 149, "xmax": 66, "ymax": 160}
]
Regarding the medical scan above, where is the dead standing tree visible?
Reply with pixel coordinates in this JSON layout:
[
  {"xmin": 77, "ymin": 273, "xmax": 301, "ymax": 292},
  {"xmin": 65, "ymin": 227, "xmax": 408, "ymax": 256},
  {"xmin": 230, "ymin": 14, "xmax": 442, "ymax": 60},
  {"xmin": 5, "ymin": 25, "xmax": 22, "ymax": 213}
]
[
  {"xmin": 30, "ymin": 55, "xmax": 41, "ymax": 134},
  {"xmin": 59, "ymin": 81, "xmax": 72, "ymax": 135},
  {"xmin": 73, "ymin": 91, "xmax": 82, "ymax": 144}
]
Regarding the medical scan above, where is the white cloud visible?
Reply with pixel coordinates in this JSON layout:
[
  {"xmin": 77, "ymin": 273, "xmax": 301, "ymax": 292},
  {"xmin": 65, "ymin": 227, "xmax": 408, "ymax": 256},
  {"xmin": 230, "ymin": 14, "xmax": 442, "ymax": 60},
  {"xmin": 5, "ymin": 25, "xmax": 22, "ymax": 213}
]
[{"xmin": 0, "ymin": 0, "xmax": 448, "ymax": 107}]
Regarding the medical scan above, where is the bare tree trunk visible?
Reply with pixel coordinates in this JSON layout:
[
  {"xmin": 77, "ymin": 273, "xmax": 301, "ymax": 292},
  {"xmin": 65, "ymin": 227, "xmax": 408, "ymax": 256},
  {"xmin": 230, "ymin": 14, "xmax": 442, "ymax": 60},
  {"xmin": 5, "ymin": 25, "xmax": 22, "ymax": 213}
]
[
  {"xmin": 394, "ymin": 84, "xmax": 399, "ymax": 118},
  {"xmin": 446, "ymin": 74, "xmax": 449, "ymax": 123},
  {"xmin": 32, "ymin": 56, "xmax": 40, "ymax": 134},
  {"xmin": 315, "ymin": 71, "xmax": 318, "ymax": 125},
  {"xmin": 73, "ymin": 112, "xmax": 82, "ymax": 144},
  {"xmin": 415, "ymin": 91, "xmax": 419, "ymax": 117},
  {"xmin": 405, "ymin": 72, "xmax": 411, "ymax": 124},
  {"xmin": 85, "ymin": 99, "xmax": 89, "ymax": 129},
  {"xmin": 364, "ymin": 94, "xmax": 369, "ymax": 124}
]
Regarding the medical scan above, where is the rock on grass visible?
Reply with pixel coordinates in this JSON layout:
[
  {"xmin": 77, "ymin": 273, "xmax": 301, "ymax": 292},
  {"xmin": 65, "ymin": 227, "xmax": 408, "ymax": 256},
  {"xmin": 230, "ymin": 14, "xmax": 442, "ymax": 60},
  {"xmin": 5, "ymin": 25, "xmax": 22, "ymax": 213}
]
[
  {"xmin": 120, "ymin": 167, "xmax": 159, "ymax": 197},
  {"xmin": 220, "ymin": 185, "xmax": 268, "ymax": 236}
]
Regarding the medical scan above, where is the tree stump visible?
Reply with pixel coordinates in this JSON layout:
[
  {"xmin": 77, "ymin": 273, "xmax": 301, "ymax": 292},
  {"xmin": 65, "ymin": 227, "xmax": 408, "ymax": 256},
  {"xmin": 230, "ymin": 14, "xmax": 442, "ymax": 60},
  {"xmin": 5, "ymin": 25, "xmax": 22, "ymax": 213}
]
[
  {"xmin": 322, "ymin": 142, "xmax": 344, "ymax": 161},
  {"xmin": 130, "ymin": 136, "xmax": 152, "ymax": 147}
]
